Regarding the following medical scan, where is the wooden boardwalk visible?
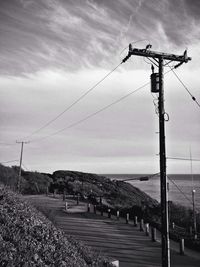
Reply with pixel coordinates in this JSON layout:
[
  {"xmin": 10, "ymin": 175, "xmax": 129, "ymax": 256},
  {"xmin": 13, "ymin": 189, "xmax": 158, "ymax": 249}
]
[{"xmin": 23, "ymin": 195, "xmax": 200, "ymax": 267}]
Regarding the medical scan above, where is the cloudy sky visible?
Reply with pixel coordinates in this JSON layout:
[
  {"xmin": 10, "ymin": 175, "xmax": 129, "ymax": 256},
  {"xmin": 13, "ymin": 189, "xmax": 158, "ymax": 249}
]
[{"xmin": 0, "ymin": 0, "xmax": 200, "ymax": 174}]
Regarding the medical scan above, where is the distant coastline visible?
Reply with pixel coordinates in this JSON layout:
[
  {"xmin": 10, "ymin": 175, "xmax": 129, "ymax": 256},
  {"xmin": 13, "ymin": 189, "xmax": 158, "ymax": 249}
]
[{"xmin": 104, "ymin": 173, "xmax": 200, "ymax": 210}]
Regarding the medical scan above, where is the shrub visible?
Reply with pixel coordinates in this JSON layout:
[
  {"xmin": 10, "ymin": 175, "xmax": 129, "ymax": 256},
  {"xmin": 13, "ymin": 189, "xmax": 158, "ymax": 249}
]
[
  {"xmin": 0, "ymin": 187, "xmax": 111, "ymax": 266},
  {"xmin": 21, "ymin": 172, "xmax": 52, "ymax": 195}
]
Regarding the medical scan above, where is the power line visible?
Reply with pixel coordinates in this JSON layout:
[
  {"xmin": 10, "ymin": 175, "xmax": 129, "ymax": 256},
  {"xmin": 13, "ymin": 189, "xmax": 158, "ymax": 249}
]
[
  {"xmin": 167, "ymin": 156, "xmax": 200, "ymax": 162},
  {"xmin": 29, "ymin": 68, "xmax": 173, "ymax": 143},
  {"xmin": 29, "ymin": 81, "xmax": 149, "ymax": 143},
  {"xmin": 169, "ymin": 66, "xmax": 200, "ymax": 108},
  {"xmin": 167, "ymin": 175, "xmax": 193, "ymax": 206},
  {"xmin": 167, "ymin": 175, "xmax": 200, "ymax": 213},
  {"xmin": 23, "ymin": 63, "xmax": 122, "ymax": 140},
  {"xmin": 22, "ymin": 163, "xmax": 29, "ymax": 171},
  {"xmin": 0, "ymin": 142, "xmax": 17, "ymax": 146},
  {"xmin": 0, "ymin": 159, "xmax": 19, "ymax": 164}
]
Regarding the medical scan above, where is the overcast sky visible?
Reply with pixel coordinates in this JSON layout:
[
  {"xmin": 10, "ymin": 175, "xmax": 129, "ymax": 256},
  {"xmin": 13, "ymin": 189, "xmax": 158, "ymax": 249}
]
[{"xmin": 0, "ymin": 0, "xmax": 200, "ymax": 174}]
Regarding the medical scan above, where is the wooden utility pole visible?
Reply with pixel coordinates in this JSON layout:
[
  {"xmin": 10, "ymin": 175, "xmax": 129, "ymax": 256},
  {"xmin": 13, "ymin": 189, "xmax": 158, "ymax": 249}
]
[
  {"xmin": 16, "ymin": 141, "xmax": 29, "ymax": 192},
  {"xmin": 158, "ymin": 56, "xmax": 170, "ymax": 266},
  {"xmin": 192, "ymin": 189, "xmax": 197, "ymax": 239},
  {"xmin": 122, "ymin": 44, "xmax": 191, "ymax": 267},
  {"xmin": 190, "ymin": 148, "xmax": 197, "ymax": 239}
]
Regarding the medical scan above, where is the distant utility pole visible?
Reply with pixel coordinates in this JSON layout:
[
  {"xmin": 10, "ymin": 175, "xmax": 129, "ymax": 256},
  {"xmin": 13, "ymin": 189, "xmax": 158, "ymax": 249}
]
[
  {"xmin": 16, "ymin": 141, "xmax": 29, "ymax": 192},
  {"xmin": 123, "ymin": 44, "xmax": 191, "ymax": 267},
  {"xmin": 190, "ymin": 148, "xmax": 197, "ymax": 239},
  {"xmin": 192, "ymin": 189, "xmax": 197, "ymax": 239}
]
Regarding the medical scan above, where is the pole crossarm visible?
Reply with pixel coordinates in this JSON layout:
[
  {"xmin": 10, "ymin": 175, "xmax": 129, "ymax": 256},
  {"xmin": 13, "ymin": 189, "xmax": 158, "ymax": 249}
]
[
  {"xmin": 16, "ymin": 141, "xmax": 30, "ymax": 144},
  {"xmin": 123, "ymin": 44, "xmax": 191, "ymax": 63}
]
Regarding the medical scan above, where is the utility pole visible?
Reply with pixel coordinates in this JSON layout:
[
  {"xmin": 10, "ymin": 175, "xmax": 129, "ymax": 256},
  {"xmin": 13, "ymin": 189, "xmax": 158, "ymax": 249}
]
[
  {"xmin": 190, "ymin": 148, "xmax": 197, "ymax": 239},
  {"xmin": 122, "ymin": 44, "xmax": 191, "ymax": 267},
  {"xmin": 192, "ymin": 189, "xmax": 197, "ymax": 239},
  {"xmin": 16, "ymin": 141, "xmax": 29, "ymax": 192}
]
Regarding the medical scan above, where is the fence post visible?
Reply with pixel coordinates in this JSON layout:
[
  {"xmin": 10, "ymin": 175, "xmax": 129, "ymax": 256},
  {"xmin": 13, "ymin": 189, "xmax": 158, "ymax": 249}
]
[
  {"xmin": 101, "ymin": 208, "xmax": 104, "ymax": 216},
  {"xmin": 179, "ymin": 238, "xmax": 185, "ymax": 255},
  {"xmin": 63, "ymin": 189, "xmax": 66, "ymax": 201},
  {"xmin": 108, "ymin": 208, "xmax": 111, "ymax": 218},
  {"xmin": 140, "ymin": 219, "xmax": 144, "ymax": 231},
  {"xmin": 117, "ymin": 210, "xmax": 120, "ymax": 221},
  {"xmin": 94, "ymin": 205, "xmax": 96, "ymax": 214},
  {"xmin": 145, "ymin": 223, "xmax": 150, "ymax": 236},
  {"xmin": 46, "ymin": 186, "xmax": 49, "ymax": 196},
  {"xmin": 134, "ymin": 216, "xmax": 138, "ymax": 227},
  {"xmin": 77, "ymin": 194, "xmax": 79, "ymax": 205},
  {"xmin": 126, "ymin": 213, "xmax": 129, "ymax": 224},
  {"xmin": 151, "ymin": 227, "xmax": 156, "ymax": 242},
  {"xmin": 87, "ymin": 203, "xmax": 90, "ymax": 213},
  {"xmin": 53, "ymin": 189, "xmax": 57, "ymax": 198},
  {"xmin": 65, "ymin": 201, "xmax": 68, "ymax": 212},
  {"xmin": 189, "ymin": 226, "xmax": 193, "ymax": 235}
]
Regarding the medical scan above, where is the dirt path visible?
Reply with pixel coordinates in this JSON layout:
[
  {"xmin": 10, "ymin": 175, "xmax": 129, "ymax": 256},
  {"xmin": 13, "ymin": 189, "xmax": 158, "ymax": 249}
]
[{"xmin": 23, "ymin": 195, "xmax": 200, "ymax": 267}]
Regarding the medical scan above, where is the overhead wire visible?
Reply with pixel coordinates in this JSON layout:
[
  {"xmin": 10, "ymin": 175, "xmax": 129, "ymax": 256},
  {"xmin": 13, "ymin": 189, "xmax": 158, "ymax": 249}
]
[
  {"xmin": 167, "ymin": 156, "xmax": 200, "ymax": 162},
  {"xmin": 168, "ymin": 65, "xmax": 200, "ymax": 108},
  {"xmin": 23, "ymin": 62, "xmax": 123, "ymax": 140},
  {"xmin": 29, "ymin": 68, "xmax": 174, "ymax": 143},
  {"xmin": 29, "ymin": 82, "xmax": 149, "ymax": 143},
  {"xmin": 22, "ymin": 163, "xmax": 29, "ymax": 171},
  {"xmin": 167, "ymin": 175, "xmax": 200, "ymax": 213},
  {"xmin": 167, "ymin": 175, "xmax": 193, "ymax": 206},
  {"xmin": 0, "ymin": 142, "xmax": 17, "ymax": 146},
  {"xmin": 0, "ymin": 159, "xmax": 19, "ymax": 164},
  {"xmin": 4, "ymin": 47, "xmax": 175, "ymax": 145}
]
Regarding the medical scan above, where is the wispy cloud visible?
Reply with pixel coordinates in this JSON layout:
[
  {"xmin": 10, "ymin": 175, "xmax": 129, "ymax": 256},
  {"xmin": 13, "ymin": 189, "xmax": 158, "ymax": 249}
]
[{"xmin": 0, "ymin": 0, "xmax": 200, "ymax": 76}]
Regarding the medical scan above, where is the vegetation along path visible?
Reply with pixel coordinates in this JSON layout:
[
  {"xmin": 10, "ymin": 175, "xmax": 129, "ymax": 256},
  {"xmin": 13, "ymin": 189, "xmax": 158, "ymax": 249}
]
[{"xmin": 23, "ymin": 195, "xmax": 200, "ymax": 267}]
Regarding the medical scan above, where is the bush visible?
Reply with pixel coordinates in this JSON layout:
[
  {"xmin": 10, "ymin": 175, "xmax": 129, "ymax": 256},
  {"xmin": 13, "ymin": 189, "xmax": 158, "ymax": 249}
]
[
  {"xmin": 0, "ymin": 165, "xmax": 53, "ymax": 195},
  {"xmin": 21, "ymin": 172, "xmax": 52, "ymax": 195},
  {"xmin": 0, "ymin": 187, "xmax": 111, "ymax": 266},
  {"xmin": 0, "ymin": 164, "xmax": 18, "ymax": 190}
]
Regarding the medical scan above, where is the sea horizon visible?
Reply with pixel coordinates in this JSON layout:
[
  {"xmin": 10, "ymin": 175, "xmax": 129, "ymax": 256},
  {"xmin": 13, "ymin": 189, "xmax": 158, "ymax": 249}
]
[{"xmin": 104, "ymin": 173, "xmax": 200, "ymax": 210}]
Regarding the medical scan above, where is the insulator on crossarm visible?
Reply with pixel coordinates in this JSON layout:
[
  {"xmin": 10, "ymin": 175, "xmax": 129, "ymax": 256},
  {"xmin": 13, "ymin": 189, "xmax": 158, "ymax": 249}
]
[{"xmin": 122, "ymin": 53, "xmax": 131, "ymax": 63}]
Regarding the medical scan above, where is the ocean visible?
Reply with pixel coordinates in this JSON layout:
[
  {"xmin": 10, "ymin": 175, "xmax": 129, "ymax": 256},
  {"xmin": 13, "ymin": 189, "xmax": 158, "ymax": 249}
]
[{"xmin": 104, "ymin": 174, "xmax": 200, "ymax": 211}]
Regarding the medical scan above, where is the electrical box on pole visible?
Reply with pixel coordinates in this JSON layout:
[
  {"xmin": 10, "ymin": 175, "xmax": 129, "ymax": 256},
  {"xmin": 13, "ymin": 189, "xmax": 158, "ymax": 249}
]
[
  {"xmin": 151, "ymin": 73, "xmax": 159, "ymax": 93},
  {"xmin": 122, "ymin": 44, "xmax": 191, "ymax": 267}
]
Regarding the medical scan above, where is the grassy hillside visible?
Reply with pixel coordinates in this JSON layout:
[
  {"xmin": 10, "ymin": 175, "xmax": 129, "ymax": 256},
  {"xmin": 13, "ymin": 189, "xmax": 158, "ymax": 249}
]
[
  {"xmin": 0, "ymin": 165, "xmax": 158, "ymax": 209},
  {"xmin": 0, "ymin": 186, "xmax": 111, "ymax": 267},
  {"xmin": 51, "ymin": 170, "xmax": 158, "ymax": 209},
  {"xmin": 0, "ymin": 164, "xmax": 52, "ymax": 194}
]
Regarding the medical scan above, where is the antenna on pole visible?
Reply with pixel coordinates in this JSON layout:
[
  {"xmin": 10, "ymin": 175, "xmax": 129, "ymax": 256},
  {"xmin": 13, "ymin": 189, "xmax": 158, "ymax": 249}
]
[{"xmin": 122, "ymin": 44, "xmax": 191, "ymax": 267}]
